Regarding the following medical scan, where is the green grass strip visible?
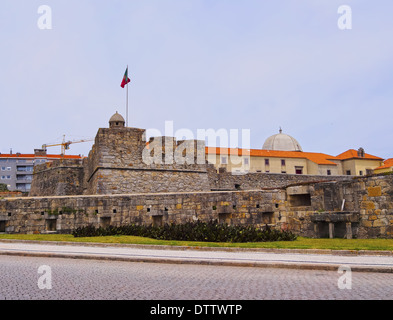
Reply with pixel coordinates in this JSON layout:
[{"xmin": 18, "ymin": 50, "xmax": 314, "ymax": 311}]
[{"xmin": 0, "ymin": 234, "xmax": 393, "ymax": 251}]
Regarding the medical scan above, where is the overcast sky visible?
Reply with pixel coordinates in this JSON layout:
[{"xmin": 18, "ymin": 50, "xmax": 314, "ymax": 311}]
[{"xmin": 1, "ymin": 0, "xmax": 392, "ymax": 159}]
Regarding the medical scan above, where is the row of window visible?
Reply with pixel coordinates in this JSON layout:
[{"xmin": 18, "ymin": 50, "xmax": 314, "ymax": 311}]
[
  {"xmin": 220, "ymin": 157, "xmax": 250, "ymax": 165},
  {"xmin": 1, "ymin": 166, "xmax": 34, "ymax": 172},
  {"xmin": 0, "ymin": 159, "xmax": 46, "ymax": 164},
  {"xmin": 221, "ymin": 157, "xmax": 291, "ymax": 166}
]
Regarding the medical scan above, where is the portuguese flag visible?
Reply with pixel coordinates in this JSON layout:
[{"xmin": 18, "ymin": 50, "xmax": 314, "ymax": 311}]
[{"xmin": 121, "ymin": 67, "xmax": 131, "ymax": 88}]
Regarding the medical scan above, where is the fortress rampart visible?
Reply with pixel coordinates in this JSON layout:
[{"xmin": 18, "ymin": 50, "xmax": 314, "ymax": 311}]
[
  {"xmin": 3, "ymin": 113, "xmax": 393, "ymax": 238},
  {"xmin": 2, "ymin": 173, "xmax": 393, "ymax": 239}
]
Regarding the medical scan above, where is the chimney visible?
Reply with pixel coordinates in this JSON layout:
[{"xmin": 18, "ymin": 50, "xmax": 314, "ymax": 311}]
[
  {"xmin": 357, "ymin": 147, "xmax": 365, "ymax": 158},
  {"xmin": 34, "ymin": 149, "xmax": 47, "ymax": 157}
]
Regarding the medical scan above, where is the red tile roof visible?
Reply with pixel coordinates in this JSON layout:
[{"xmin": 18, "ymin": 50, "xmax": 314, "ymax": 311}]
[
  {"xmin": 0, "ymin": 154, "xmax": 83, "ymax": 159},
  {"xmin": 336, "ymin": 149, "xmax": 383, "ymax": 160},
  {"xmin": 374, "ymin": 158, "xmax": 393, "ymax": 170},
  {"xmin": 206, "ymin": 147, "xmax": 339, "ymax": 165}
]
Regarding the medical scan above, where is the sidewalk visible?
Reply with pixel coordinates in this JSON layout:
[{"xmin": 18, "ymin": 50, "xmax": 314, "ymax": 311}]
[{"xmin": 0, "ymin": 239, "xmax": 393, "ymax": 273}]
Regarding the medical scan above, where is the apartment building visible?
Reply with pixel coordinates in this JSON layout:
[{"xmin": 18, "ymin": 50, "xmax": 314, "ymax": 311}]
[{"xmin": 0, "ymin": 149, "xmax": 82, "ymax": 192}]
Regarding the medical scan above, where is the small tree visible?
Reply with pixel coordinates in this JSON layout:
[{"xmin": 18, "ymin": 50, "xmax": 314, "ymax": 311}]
[{"xmin": 0, "ymin": 183, "xmax": 9, "ymax": 192}]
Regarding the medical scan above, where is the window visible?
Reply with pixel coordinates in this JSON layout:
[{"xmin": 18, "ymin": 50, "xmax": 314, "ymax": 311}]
[
  {"xmin": 152, "ymin": 215, "xmax": 163, "ymax": 227},
  {"xmin": 359, "ymin": 171, "xmax": 363, "ymax": 176},
  {"xmin": 46, "ymin": 219, "xmax": 57, "ymax": 232},
  {"xmin": 289, "ymin": 194, "xmax": 311, "ymax": 207},
  {"xmin": 265, "ymin": 159, "xmax": 269, "ymax": 165},
  {"xmin": 100, "ymin": 217, "xmax": 111, "ymax": 228},
  {"xmin": 281, "ymin": 171, "xmax": 286, "ymax": 174},
  {"xmin": 244, "ymin": 158, "xmax": 249, "ymax": 165},
  {"xmin": 221, "ymin": 156, "xmax": 227, "ymax": 164},
  {"xmin": 346, "ymin": 170, "xmax": 351, "ymax": 175},
  {"xmin": 281, "ymin": 159, "xmax": 286, "ymax": 166},
  {"xmin": 327, "ymin": 170, "xmax": 331, "ymax": 176},
  {"xmin": 295, "ymin": 167, "xmax": 303, "ymax": 175}
]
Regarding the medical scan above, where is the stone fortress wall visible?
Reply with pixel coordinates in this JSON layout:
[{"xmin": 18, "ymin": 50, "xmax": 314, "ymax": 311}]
[
  {"xmin": 1, "ymin": 174, "xmax": 393, "ymax": 239},
  {"xmin": 2, "ymin": 113, "xmax": 393, "ymax": 239}
]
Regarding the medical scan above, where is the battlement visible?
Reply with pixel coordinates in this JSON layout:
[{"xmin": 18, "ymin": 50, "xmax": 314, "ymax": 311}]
[{"xmin": 31, "ymin": 116, "xmax": 211, "ymax": 196}]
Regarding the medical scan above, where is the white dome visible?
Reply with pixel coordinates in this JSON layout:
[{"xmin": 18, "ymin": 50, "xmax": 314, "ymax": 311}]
[{"xmin": 262, "ymin": 129, "xmax": 303, "ymax": 152}]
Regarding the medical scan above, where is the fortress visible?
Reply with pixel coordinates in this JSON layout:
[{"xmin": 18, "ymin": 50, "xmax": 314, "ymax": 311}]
[{"xmin": 1, "ymin": 112, "xmax": 393, "ymax": 239}]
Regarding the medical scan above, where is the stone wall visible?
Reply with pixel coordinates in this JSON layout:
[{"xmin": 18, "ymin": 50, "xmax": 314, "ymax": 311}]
[
  {"xmin": 311, "ymin": 174, "xmax": 393, "ymax": 238},
  {"xmin": 29, "ymin": 159, "xmax": 84, "ymax": 197},
  {"xmin": 30, "ymin": 127, "xmax": 212, "ymax": 196},
  {"xmin": 2, "ymin": 174, "xmax": 393, "ymax": 238},
  {"xmin": 0, "ymin": 190, "xmax": 284, "ymax": 234},
  {"xmin": 208, "ymin": 167, "xmax": 353, "ymax": 191}
]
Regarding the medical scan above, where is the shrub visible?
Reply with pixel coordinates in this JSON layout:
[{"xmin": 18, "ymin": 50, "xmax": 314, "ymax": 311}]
[{"xmin": 72, "ymin": 220, "xmax": 297, "ymax": 243}]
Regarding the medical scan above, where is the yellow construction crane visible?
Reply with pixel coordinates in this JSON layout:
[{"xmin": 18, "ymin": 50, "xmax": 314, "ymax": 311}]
[{"xmin": 42, "ymin": 135, "xmax": 93, "ymax": 155}]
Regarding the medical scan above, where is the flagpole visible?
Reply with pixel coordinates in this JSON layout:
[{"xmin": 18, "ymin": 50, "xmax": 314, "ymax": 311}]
[{"xmin": 126, "ymin": 65, "xmax": 129, "ymax": 127}]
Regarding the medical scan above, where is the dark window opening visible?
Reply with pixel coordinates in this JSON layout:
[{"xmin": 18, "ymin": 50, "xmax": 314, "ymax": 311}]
[
  {"xmin": 218, "ymin": 213, "xmax": 231, "ymax": 225},
  {"xmin": 289, "ymin": 194, "xmax": 311, "ymax": 207},
  {"xmin": 100, "ymin": 217, "xmax": 111, "ymax": 228},
  {"xmin": 46, "ymin": 219, "xmax": 57, "ymax": 232},
  {"xmin": 0, "ymin": 221, "xmax": 5, "ymax": 233},
  {"xmin": 295, "ymin": 167, "xmax": 303, "ymax": 175},
  {"xmin": 346, "ymin": 170, "xmax": 351, "ymax": 175},
  {"xmin": 256, "ymin": 212, "xmax": 274, "ymax": 224},
  {"xmin": 152, "ymin": 215, "xmax": 163, "ymax": 227},
  {"xmin": 327, "ymin": 170, "xmax": 331, "ymax": 176}
]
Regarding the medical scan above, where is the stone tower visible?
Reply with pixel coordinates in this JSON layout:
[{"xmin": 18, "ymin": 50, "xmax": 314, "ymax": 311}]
[{"xmin": 82, "ymin": 112, "xmax": 211, "ymax": 195}]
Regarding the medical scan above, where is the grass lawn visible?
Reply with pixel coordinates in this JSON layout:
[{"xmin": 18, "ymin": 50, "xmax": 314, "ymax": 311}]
[{"xmin": 0, "ymin": 234, "xmax": 393, "ymax": 251}]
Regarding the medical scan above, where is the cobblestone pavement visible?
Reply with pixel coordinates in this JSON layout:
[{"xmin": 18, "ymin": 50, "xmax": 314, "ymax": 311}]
[{"xmin": 0, "ymin": 255, "xmax": 392, "ymax": 300}]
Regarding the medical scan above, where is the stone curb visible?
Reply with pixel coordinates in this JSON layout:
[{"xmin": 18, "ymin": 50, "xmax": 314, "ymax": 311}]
[
  {"xmin": 0, "ymin": 249, "xmax": 392, "ymax": 274},
  {"xmin": 0, "ymin": 239, "xmax": 392, "ymax": 256}
]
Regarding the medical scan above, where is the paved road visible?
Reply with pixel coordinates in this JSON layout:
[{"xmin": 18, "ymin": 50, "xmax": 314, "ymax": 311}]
[
  {"xmin": 1, "ymin": 241, "xmax": 393, "ymax": 272},
  {"xmin": 0, "ymin": 255, "xmax": 392, "ymax": 300}
]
